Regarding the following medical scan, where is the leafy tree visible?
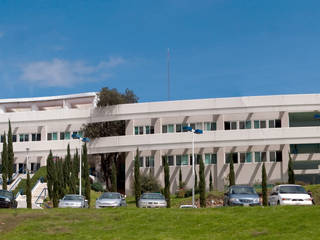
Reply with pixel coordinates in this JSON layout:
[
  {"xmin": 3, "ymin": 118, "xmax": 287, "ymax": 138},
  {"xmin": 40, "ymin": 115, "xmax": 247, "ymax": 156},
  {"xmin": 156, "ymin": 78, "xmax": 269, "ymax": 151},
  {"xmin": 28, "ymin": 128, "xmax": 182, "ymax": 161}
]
[
  {"xmin": 262, "ymin": 163, "xmax": 268, "ymax": 206},
  {"xmin": 1, "ymin": 132, "xmax": 8, "ymax": 190},
  {"xmin": 7, "ymin": 121, "xmax": 14, "ymax": 181},
  {"xmin": 111, "ymin": 160, "xmax": 117, "ymax": 192},
  {"xmin": 140, "ymin": 171, "xmax": 161, "ymax": 193},
  {"xmin": 199, "ymin": 156, "xmax": 206, "ymax": 208},
  {"xmin": 179, "ymin": 168, "xmax": 183, "ymax": 189},
  {"xmin": 82, "ymin": 143, "xmax": 91, "ymax": 207},
  {"xmin": 164, "ymin": 156, "xmax": 171, "ymax": 208},
  {"xmin": 82, "ymin": 87, "xmax": 138, "ymax": 190},
  {"xmin": 229, "ymin": 155, "xmax": 235, "ymax": 186},
  {"xmin": 46, "ymin": 150, "xmax": 54, "ymax": 199},
  {"xmin": 288, "ymin": 152, "xmax": 295, "ymax": 184},
  {"xmin": 209, "ymin": 170, "xmax": 213, "ymax": 192},
  {"xmin": 134, "ymin": 148, "xmax": 141, "ymax": 207},
  {"xmin": 26, "ymin": 171, "xmax": 32, "ymax": 209}
]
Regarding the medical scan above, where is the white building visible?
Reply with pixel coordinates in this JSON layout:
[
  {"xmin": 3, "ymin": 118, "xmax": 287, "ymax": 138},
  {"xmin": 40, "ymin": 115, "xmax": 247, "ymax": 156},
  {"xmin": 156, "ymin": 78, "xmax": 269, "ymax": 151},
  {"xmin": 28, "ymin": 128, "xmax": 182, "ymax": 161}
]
[{"xmin": 1, "ymin": 92, "xmax": 320, "ymax": 194}]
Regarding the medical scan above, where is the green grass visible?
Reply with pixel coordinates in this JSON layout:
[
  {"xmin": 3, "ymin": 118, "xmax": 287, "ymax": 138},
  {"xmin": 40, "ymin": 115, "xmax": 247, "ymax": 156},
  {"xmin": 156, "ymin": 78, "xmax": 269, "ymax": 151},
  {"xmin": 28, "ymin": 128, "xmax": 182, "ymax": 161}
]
[{"xmin": 0, "ymin": 206, "xmax": 319, "ymax": 240}]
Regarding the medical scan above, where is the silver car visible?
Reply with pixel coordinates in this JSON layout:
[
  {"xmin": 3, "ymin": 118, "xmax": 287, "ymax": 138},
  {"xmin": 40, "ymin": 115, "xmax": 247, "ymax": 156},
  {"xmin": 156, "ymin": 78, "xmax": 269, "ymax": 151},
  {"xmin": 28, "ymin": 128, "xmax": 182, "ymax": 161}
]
[
  {"xmin": 58, "ymin": 194, "xmax": 88, "ymax": 208},
  {"xmin": 95, "ymin": 192, "xmax": 127, "ymax": 208},
  {"xmin": 138, "ymin": 193, "xmax": 167, "ymax": 208},
  {"xmin": 223, "ymin": 185, "xmax": 261, "ymax": 206}
]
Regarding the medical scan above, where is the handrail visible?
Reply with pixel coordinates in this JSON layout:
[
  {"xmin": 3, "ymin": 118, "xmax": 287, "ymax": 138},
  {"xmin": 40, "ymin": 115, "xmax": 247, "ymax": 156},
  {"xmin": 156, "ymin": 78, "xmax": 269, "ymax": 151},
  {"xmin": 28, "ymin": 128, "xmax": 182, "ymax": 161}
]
[
  {"xmin": 35, "ymin": 187, "xmax": 47, "ymax": 207},
  {"xmin": 15, "ymin": 189, "xmax": 23, "ymax": 199},
  {"xmin": 31, "ymin": 179, "xmax": 42, "ymax": 193},
  {"xmin": 9, "ymin": 177, "xmax": 22, "ymax": 191}
]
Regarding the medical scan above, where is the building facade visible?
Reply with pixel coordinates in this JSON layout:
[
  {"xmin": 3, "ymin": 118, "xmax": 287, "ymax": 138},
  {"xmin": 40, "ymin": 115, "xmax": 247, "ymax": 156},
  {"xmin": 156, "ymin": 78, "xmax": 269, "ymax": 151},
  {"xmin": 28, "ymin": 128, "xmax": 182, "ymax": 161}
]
[{"xmin": 1, "ymin": 93, "xmax": 320, "ymax": 194}]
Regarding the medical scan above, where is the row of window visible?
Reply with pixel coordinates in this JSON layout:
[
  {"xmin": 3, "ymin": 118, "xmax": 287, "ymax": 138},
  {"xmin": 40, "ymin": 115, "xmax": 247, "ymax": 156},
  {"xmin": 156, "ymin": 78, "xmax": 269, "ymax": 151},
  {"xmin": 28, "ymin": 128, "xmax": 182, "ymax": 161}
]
[
  {"xmin": 134, "ymin": 119, "xmax": 281, "ymax": 135},
  {"xmin": 137, "ymin": 151, "xmax": 282, "ymax": 167},
  {"xmin": 0, "ymin": 131, "xmax": 82, "ymax": 142},
  {"xmin": 224, "ymin": 119, "xmax": 281, "ymax": 130}
]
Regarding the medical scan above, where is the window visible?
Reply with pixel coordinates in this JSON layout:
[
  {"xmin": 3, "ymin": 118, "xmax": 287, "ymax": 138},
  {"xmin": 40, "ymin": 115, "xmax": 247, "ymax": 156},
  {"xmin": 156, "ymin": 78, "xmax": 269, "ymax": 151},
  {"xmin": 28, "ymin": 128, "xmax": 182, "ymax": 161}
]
[
  {"xmin": 205, "ymin": 154, "xmax": 217, "ymax": 164},
  {"xmin": 19, "ymin": 134, "xmax": 29, "ymax": 142},
  {"xmin": 204, "ymin": 122, "xmax": 216, "ymax": 131},
  {"xmin": 190, "ymin": 154, "xmax": 201, "ymax": 165},
  {"xmin": 145, "ymin": 126, "xmax": 154, "ymax": 134},
  {"xmin": 60, "ymin": 132, "xmax": 70, "ymax": 140},
  {"xmin": 240, "ymin": 152, "xmax": 252, "ymax": 163},
  {"xmin": 225, "ymin": 121, "xmax": 237, "ymax": 130},
  {"xmin": 270, "ymin": 151, "xmax": 282, "ymax": 162},
  {"xmin": 225, "ymin": 153, "xmax": 238, "ymax": 164},
  {"xmin": 139, "ymin": 157, "xmax": 144, "ymax": 167},
  {"xmin": 134, "ymin": 126, "xmax": 144, "ymax": 135},
  {"xmin": 162, "ymin": 125, "xmax": 173, "ymax": 133},
  {"xmin": 47, "ymin": 132, "xmax": 57, "ymax": 141},
  {"xmin": 32, "ymin": 133, "xmax": 41, "ymax": 141},
  {"xmin": 239, "ymin": 121, "xmax": 251, "ymax": 129},
  {"xmin": 12, "ymin": 135, "xmax": 16, "ymax": 142},
  {"xmin": 145, "ymin": 156, "xmax": 154, "ymax": 167},
  {"xmin": 254, "ymin": 120, "xmax": 266, "ymax": 129},
  {"xmin": 182, "ymin": 124, "xmax": 188, "ymax": 132},
  {"xmin": 0, "ymin": 135, "xmax": 3, "ymax": 143},
  {"xmin": 190, "ymin": 122, "xmax": 202, "ymax": 130},
  {"xmin": 60, "ymin": 132, "xmax": 65, "ymax": 140},
  {"xmin": 176, "ymin": 124, "xmax": 182, "ymax": 133},
  {"xmin": 176, "ymin": 155, "xmax": 188, "ymax": 165},
  {"xmin": 255, "ymin": 152, "xmax": 267, "ymax": 162},
  {"xmin": 269, "ymin": 119, "xmax": 281, "ymax": 128},
  {"xmin": 162, "ymin": 155, "xmax": 174, "ymax": 166}
]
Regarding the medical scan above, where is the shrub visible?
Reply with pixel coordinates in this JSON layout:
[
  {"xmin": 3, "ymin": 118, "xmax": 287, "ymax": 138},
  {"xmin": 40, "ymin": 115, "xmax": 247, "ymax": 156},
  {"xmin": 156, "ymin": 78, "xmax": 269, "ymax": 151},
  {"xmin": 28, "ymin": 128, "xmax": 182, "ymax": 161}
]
[
  {"xmin": 91, "ymin": 182, "xmax": 104, "ymax": 192},
  {"xmin": 141, "ymin": 172, "xmax": 161, "ymax": 193},
  {"xmin": 176, "ymin": 189, "xmax": 186, "ymax": 198}
]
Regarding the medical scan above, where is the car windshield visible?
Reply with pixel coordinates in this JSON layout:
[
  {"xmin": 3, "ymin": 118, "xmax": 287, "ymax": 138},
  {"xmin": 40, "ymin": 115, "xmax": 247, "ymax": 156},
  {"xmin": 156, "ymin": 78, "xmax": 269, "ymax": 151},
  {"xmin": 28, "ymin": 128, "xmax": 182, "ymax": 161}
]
[
  {"xmin": 230, "ymin": 187, "xmax": 256, "ymax": 195},
  {"xmin": 100, "ymin": 193, "xmax": 121, "ymax": 199},
  {"xmin": 279, "ymin": 186, "xmax": 307, "ymax": 194},
  {"xmin": 63, "ymin": 195, "xmax": 84, "ymax": 201},
  {"xmin": 0, "ymin": 190, "xmax": 13, "ymax": 199},
  {"xmin": 141, "ymin": 193, "xmax": 165, "ymax": 200}
]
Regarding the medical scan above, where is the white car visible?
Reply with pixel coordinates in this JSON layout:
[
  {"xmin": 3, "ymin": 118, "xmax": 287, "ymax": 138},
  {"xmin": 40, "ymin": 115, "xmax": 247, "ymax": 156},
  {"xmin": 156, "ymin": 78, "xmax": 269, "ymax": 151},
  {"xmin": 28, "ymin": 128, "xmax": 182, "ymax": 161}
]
[{"xmin": 268, "ymin": 184, "xmax": 313, "ymax": 206}]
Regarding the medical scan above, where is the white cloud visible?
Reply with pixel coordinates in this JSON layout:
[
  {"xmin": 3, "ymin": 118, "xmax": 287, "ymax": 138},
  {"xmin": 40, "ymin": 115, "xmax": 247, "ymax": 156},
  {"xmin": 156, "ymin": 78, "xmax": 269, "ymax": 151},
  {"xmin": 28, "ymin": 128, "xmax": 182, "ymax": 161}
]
[{"xmin": 20, "ymin": 57, "xmax": 125, "ymax": 87}]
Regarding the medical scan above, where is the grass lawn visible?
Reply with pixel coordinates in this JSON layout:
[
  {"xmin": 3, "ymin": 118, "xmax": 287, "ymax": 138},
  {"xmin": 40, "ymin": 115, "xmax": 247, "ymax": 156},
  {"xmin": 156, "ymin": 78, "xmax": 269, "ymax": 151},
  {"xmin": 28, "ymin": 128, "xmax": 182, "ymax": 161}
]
[{"xmin": 0, "ymin": 206, "xmax": 319, "ymax": 240}]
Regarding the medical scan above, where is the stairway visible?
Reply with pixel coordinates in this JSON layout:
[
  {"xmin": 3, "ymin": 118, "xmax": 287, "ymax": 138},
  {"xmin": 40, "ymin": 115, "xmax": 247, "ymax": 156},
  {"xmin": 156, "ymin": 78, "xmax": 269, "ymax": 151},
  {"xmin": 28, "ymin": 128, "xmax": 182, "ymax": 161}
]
[{"xmin": 16, "ymin": 182, "xmax": 47, "ymax": 209}]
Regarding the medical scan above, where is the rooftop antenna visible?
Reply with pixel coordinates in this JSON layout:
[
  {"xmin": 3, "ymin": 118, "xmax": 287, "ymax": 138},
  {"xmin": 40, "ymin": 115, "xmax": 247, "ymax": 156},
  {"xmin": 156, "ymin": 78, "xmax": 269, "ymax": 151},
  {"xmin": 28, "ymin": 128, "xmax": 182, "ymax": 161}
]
[{"xmin": 167, "ymin": 48, "xmax": 170, "ymax": 101}]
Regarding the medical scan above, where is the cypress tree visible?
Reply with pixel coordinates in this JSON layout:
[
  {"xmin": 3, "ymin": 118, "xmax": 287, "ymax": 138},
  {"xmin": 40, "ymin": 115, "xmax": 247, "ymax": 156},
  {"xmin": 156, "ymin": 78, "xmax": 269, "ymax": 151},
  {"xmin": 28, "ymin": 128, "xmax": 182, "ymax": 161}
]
[
  {"xmin": 199, "ymin": 156, "xmax": 206, "ymax": 208},
  {"xmin": 262, "ymin": 162, "xmax": 268, "ymax": 206},
  {"xmin": 7, "ymin": 120, "xmax": 14, "ymax": 181},
  {"xmin": 229, "ymin": 155, "xmax": 235, "ymax": 186},
  {"xmin": 195, "ymin": 172, "xmax": 198, "ymax": 190},
  {"xmin": 26, "ymin": 171, "xmax": 32, "ymax": 209},
  {"xmin": 82, "ymin": 144, "xmax": 91, "ymax": 207},
  {"xmin": 111, "ymin": 160, "xmax": 117, "ymax": 192},
  {"xmin": 64, "ymin": 144, "xmax": 72, "ymax": 192},
  {"xmin": 179, "ymin": 168, "xmax": 183, "ymax": 189},
  {"xmin": 209, "ymin": 170, "xmax": 213, "ymax": 192},
  {"xmin": 288, "ymin": 152, "xmax": 295, "ymax": 184},
  {"xmin": 52, "ymin": 169, "xmax": 59, "ymax": 208},
  {"xmin": 46, "ymin": 150, "xmax": 54, "ymax": 200},
  {"xmin": 134, "ymin": 148, "xmax": 141, "ymax": 207},
  {"xmin": 72, "ymin": 149, "xmax": 80, "ymax": 193},
  {"xmin": 164, "ymin": 155, "xmax": 171, "ymax": 208},
  {"xmin": 1, "ymin": 132, "xmax": 8, "ymax": 190},
  {"xmin": 57, "ymin": 158, "xmax": 65, "ymax": 199}
]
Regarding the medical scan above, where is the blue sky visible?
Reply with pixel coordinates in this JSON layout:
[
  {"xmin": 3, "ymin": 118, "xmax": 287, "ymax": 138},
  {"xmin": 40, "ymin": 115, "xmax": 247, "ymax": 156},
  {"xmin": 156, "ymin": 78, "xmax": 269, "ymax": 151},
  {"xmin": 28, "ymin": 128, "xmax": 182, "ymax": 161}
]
[{"xmin": 0, "ymin": 0, "xmax": 320, "ymax": 102}]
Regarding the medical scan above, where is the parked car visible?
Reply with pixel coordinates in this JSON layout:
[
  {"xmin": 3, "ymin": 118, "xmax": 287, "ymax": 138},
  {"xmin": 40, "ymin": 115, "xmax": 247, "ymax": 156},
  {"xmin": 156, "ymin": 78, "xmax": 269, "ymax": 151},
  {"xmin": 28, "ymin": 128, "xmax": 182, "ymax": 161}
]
[
  {"xmin": 268, "ymin": 184, "xmax": 313, "ymax": 206},
  {"xmin": 58, "ymin": 194, "xmax": 88, "ymax": 208},
  {"xmin": 223, "ymin": 185, "xmax": 261, "ymax": 206},
  {"xmin": 180, "ymin": 204, "xmax": 197, "ymax": 208},
  {"xmin": 95, "ymin": 192, "xmax": 126, "ymax": 208},
  {"xmin": 138, "ymin": 193, "xmax": 167, "ymax": 208},
  {"xmin": 0, "ymin": 190, "xmax": 17, "ymax": 208}
]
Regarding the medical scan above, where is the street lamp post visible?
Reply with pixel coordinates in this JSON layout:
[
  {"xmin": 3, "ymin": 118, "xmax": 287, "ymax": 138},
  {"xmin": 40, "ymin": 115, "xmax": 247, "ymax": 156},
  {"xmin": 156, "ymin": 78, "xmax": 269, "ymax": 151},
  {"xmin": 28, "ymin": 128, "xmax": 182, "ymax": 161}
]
[
  {"xmin": 72, "ymin": 133, "xmax": 90, "ymax": 196},
  {"xmin": 183, "ymin": 126, "xmax": 203, "ymax": 208}
]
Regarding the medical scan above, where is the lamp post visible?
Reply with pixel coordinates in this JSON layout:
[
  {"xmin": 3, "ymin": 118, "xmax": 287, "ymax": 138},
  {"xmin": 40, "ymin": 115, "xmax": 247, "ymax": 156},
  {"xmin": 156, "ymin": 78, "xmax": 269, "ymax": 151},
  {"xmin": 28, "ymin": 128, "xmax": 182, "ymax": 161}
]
[
  {"xmin": 72, "ymin": 133, "xmax": 90, "ymax": 196},
  {"xmin": 183, "ymin": 126, "xmax": 203, "ymax": 208}
]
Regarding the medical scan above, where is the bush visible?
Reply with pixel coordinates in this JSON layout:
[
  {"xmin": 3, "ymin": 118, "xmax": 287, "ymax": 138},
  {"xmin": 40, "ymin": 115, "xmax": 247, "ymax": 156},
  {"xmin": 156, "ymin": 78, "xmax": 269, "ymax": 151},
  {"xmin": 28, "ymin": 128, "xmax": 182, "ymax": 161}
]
[
  {"xmin": 141, "ymin": 172, "xmax": 161, "ymax": 193},
  {"xmin": 184, "ymin": 187, "xmax": 199, "ymax": 198},
  {"xmin": 91, "ymin": 182, "xmax": 104, "ymax": 192},
  {"xmin": 176, "ymin": 189, "xmax": 186, "ymax": 198}
]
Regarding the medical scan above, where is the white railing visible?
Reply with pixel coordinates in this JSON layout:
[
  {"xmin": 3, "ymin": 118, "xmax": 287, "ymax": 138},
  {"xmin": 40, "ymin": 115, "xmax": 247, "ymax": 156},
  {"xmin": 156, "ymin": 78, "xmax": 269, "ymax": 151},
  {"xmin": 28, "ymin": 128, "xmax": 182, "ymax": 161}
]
[
  {"xmin": 35, "ymin": 188, "xmax": 47, "ymax": 208},
  {"xmin": 9, "ymin": 177, "xmax": 22, "ymax": 191}
]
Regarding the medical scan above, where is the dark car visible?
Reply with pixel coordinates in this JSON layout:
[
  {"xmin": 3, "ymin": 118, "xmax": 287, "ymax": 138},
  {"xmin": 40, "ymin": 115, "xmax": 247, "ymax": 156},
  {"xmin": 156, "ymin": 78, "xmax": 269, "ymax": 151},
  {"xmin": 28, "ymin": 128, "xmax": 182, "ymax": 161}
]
[
  {"xmin": 224, "ymin": 185, "xmax": 260, "ymax": 206},
  {"xmin": 0, "ymin": 190, "xmax": 17, "ymax": 208}
]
